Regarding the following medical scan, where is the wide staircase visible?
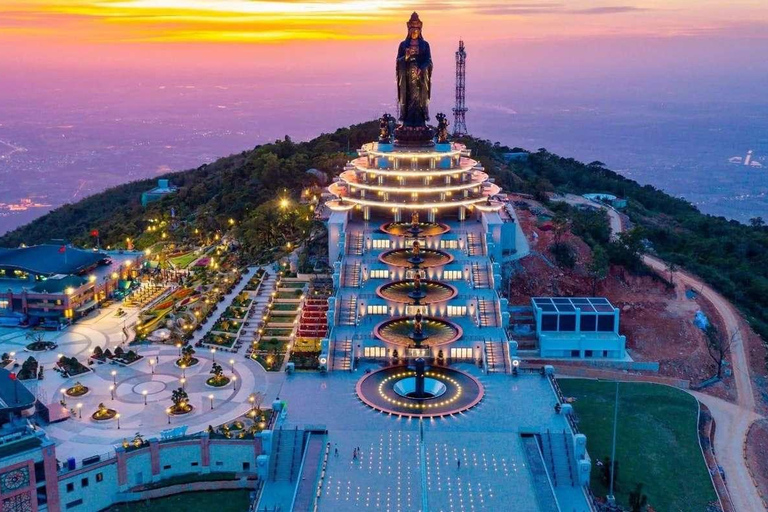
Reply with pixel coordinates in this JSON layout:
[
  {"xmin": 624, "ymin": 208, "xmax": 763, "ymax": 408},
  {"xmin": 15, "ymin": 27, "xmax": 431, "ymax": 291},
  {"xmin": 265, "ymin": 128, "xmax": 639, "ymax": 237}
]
[
  {"xmin": 484, "ymin": 341, "xmax": 507, "ymax": 374},
  {"xmin": 337, "ymin": 295, "xmax": 357, "ymax": 326},
  {"xmin": 269, "ymin": 426, "xmax": 307, "ymax": 483},
  {"xmin": 521, "ymin": 435, "xmax": 560, "ymax": 511},
  {"xmin": 478, "ymin": 298, "xmax": 499, "ymax": 327},
  {"xmin": 467, "ymin": 233, "xmax": 484, "ymax": 256},
  {"xmin": 471, "ymin": 262, "xmax": 491, "ymax": 288},
  {"xmin": 341, "ymin": 261, "xmax": 361, "ymax": 288},
  {"xmin": 332, "ymin": 338, "xmax": 352, "ymax": 371},
  {"xmin": 346, "ymin": 233, "xmax": 364, "ymax": 256},
  {"xmin": 538, "ymin": 430, "xmax": 575, "ymax": 488}
]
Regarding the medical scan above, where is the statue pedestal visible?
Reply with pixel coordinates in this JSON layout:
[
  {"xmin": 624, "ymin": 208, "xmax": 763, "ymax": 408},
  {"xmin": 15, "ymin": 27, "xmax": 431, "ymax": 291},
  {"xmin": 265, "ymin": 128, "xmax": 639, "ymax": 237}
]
[
  {"xmin": 435, "ymin": 143, "xmax": 451, "ymax": 152},
  {"xmin": 395, "ymin": 125, "xmax": 436, "ymax": 147},
  {"xmin": 377, "ymin": 143, "xmax": 394, "ymax": 153}
]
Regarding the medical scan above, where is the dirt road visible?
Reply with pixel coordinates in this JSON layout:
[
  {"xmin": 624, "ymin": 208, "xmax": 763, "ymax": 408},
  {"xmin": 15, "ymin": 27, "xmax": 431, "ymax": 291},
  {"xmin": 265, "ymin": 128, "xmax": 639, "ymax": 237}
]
[{"xmin": 562, "ymin": 193, "xmax": 765, "ymax": 510}]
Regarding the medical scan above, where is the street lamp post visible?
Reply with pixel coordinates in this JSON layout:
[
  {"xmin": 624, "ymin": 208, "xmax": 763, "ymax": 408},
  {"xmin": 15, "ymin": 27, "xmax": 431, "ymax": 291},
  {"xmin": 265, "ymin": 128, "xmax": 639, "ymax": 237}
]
[
  {"xmin": 111, "ymin": 370, "xmax": 117, "ymax": 386},
  {"xmin": 149, "ymin": 358, "xmax": 155, "ymax": 375},
  {"xmin": 142, "ymin": 390, "xmax": 148, "ymax": 405},
  {"xmin": 166, "ymin": 407, "xmax": 172, "ymax": 424},
  {"xmin": 76, "ymin": 403, "xmax": 82, "ymax": 419},
  {"xmin": 607, "ymin": 381, "xmax": 620, "ymax": 504},
  {"xmin": 209, "ymin": 394, "xmax": 214, "ymax": 410},
  {"xmin": 60, "ymin": 388, "xmax": 67, "ymax": 406},
  {"xmin": 176, "ymin": 343, "xmax": 182, "ymax": 357},
  {"xmin": 229, "ymin": 359, "xmax": 234, "ymax": 374},
  {"xmin": 232, "ymin": 376, "xmax": 237, "ymax": 391},
  {"xmin": 109, "ymin": 385, "xmax": 115, "ymax": 400},
  {"xmin": 211, "ymin": 348, "xmax": 216, "ymax": 362},
  {"xmin": 116, "ymin": 413, "xmax": 121, "ymax": 429},
  {"xmin": 180, "ymin": 377, "xmax": 186, "ymax": 391}
]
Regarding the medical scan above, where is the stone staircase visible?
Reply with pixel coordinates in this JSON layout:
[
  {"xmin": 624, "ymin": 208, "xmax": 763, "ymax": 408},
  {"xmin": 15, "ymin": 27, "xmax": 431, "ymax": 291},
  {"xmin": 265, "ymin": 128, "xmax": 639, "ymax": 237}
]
[
  {"xmin": 467, "ymin": 232, "xmax": 484, "ymax": 256},
  {"xmin": 341, "ymin": 261, "xmax": 361, "ymax": 288},
  {"xmin": 484, "ymin": 341, "xmax": 507, "ymax": 373},
  {"xmin": 332, "ymin": 338, "xmax": 352, "ymax": 371},
  {"xmin": 471, "ymin": 262, "xmax": 491, "ymax": 288},
  {"xmin": 521, "ymin": 435, "xmax": 560, "ymax": 511},
  {"xmin": 538, "ymin": 430, "xmax": 575, "ymax": 488},
  {"xmin": 346, "ymin": 232, "xmax": 364, "ymax": 256},
  {"xmin": 478, "ymin": 298, "xmax": 499, "ymax": 326},
  {"xmin": 337, "ymin": 295, "xmax": 357, "ymax": 326},
  {"xmin": 269, "ymin": 426, "xmax": 307, "ymax": 483}
]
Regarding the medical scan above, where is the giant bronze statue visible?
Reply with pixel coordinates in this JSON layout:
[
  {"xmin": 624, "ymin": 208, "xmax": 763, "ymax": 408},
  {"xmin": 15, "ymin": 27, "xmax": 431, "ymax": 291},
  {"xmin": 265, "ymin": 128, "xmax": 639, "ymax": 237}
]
[{"xmin": 395, "ymin": 13, "xmax": 434, "ymax": 144}]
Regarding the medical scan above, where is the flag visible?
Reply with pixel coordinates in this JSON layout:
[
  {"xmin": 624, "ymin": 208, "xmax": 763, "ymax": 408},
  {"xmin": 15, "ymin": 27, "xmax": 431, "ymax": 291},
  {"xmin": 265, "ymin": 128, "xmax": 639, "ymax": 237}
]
[
  {"xmin": 90, "ymin": 229, "xmax": 99, "ymax": 237},
  {"xmin": 58, "ymin": 245, "xmax": 66, "ymax": 253}
]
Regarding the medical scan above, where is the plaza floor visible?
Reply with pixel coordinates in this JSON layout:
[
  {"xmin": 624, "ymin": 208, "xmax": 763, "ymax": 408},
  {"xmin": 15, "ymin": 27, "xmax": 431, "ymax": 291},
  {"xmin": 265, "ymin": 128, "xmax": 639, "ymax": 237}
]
[
  {"xmin": 0, "ymin": 266, "xmax": 284, "ymax": 462},
  {"xmin": 277, "ymin": 364, "xmax": 590, "ymax": 512}
]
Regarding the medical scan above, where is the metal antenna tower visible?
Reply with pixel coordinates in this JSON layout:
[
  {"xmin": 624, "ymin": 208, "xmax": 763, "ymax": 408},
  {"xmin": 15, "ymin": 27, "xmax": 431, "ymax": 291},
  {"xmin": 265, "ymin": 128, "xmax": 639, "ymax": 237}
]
[{"xmin": 452, "ymin": 39, "xmax": 468, "ymax": 137}]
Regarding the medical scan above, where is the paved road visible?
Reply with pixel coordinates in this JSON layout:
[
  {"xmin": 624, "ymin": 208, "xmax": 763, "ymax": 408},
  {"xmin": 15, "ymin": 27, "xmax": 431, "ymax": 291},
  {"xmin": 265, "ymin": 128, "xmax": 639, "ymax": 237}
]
[{"xmin": 562, "ymin": 193, "xmax": 766, "ymax": 511}]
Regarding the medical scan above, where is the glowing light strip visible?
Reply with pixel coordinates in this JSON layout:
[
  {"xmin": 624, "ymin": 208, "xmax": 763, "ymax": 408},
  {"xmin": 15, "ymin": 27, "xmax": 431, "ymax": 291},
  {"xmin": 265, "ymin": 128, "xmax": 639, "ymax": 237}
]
[
  {"xmin": 349, "ymin": 159, "xmax": 481, "ymax": 177},
  {"xmin": 338, "ymin": 171, "xmax": 490, "ymax": 194},
  {"xmin": 324, "ymin": 194, "xmax": 497, "ymax": 210}
]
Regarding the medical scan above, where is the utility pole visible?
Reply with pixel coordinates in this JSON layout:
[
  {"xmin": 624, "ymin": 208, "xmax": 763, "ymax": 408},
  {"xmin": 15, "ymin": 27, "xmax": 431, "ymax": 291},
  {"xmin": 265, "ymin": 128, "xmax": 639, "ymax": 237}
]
[{"xmin": 607, "ymin": 381, "xmax": 619, "ymax": 503}]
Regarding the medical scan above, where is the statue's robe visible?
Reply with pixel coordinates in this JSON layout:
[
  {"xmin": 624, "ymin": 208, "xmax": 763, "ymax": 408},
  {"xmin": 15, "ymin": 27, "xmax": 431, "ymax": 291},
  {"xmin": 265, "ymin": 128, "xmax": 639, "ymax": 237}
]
[{"xmin": 396, "ymin": 37, "xmax": 433, "ymax": 127}]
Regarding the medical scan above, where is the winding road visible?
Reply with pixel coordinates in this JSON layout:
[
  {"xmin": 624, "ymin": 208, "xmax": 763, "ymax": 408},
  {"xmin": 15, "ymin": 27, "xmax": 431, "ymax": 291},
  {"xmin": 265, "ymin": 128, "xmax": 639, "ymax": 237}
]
[{"xmin": 569, "ymin": 194, "xmax": 766, "ymax": 511}]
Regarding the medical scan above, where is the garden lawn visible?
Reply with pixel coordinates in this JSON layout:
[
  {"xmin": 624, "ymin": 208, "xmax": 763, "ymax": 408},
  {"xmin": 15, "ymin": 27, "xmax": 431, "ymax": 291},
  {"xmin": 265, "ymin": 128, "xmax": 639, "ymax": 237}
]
[
  {"xmin": 170, "ymin": 252, "xmax": 199, "ymax": 269},
  {"xmin": 107, "ymin": 490, "xmax": 249, "ymax": 512},
  {"xmin": 557, "ymin": 379, "xmax": 716, "ymax": 511}
]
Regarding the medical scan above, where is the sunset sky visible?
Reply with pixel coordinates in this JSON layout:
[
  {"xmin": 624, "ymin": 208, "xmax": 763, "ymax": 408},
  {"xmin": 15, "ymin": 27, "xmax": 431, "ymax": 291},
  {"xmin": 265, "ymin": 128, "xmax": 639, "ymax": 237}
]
[{"xmin": 3, "ymin": 0, "xmax": 766, "ymax": 52}]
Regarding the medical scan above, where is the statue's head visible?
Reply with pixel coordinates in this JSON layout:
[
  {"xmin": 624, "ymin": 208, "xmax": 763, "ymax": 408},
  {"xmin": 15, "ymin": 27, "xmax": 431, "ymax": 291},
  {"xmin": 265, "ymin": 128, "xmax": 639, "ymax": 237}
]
[{"xmin": 407, "ymin": 12, "xmax": 423, "ymax": 40}]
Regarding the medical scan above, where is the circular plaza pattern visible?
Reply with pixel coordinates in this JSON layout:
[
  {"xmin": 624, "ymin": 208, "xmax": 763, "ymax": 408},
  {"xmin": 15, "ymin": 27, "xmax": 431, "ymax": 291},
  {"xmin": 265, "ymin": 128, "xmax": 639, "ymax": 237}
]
[
  {"xmin": 374, "ymin": 316, "xmax": 462, "ymax": 347},
  {"xmin": 356, "ymin": 366, "xmax": 484, "ymax": 418},
  {"xmin": 380, "ymin": 221, "xmax": 450, "ymax": 237},
  {"xmin": 378, "ymin": 248, "xmax": 454, "ymax": 268},
  {"xmin": 376, "ymin": 280, "xmax": 457, "ymax": 304}
]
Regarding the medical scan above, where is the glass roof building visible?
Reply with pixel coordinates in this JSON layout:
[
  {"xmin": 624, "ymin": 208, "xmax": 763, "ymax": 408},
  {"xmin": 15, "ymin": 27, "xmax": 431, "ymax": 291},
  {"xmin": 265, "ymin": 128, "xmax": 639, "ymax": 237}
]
[{"xmin": 531, "ymin": 297, "xmax": 626, "ymax": 359}]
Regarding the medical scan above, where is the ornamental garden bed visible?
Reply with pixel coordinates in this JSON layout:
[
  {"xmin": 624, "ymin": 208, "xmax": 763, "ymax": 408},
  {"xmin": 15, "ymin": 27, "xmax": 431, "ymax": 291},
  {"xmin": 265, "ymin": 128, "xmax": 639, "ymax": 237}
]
[
  {"xmin": 91, "ymin": 403, "xmax": 117, "ymax": 421},
  {"xmin": 271, "ymin": 304, "xmax": 299, "ymax": 312},
  {"xmin": 230, "ymin": 294, "xmax": 253, "ymax": 309},
  {"xmin": 222, "ymin": 306, "xmax": 249, "ymax": 320},
  {"xmin": 56, "ymin": 356, "xmax": 91, "ymax": 378},
  {"xmin": 279, "ymin": 282, "xmax": 306, "ymax": 289},
  {"xmin": 18, "ymin": 357, "xmax": 40, "ymax": 380},
  {"xmin": 254, "ymin": 352, "xmax": 285, "ymax": 372},
  {"xmin": 202, "ymin": 333, "xmax": 237, "ymax": 349},
  {"xmin": 212, "ymin": 319, "xmax": 241, "ymax": 334},
  {"xmin": 276, "ymin": 291, "xmax": 303, "ymax": 299},
  {"xmin": 26, "ymin": 340, "xmax": 58, "ymax": 352},
  {"xmin": 65, "ymin": 382, "xmax": 89, "ymax": 397},
  {"xmin": 262, "ymin": 329, "xmax": 292, "ymax": 337},
  {"xmin": 92, "ymin": 346, "xmax": 143, "ymax": 366},
  {"xmin": 206, "ymin": 376, "xmax": 230, "ymax": 388},
  {"xmin": 288, "ymin": 351, "xmax": 320, "ymax": 370}
]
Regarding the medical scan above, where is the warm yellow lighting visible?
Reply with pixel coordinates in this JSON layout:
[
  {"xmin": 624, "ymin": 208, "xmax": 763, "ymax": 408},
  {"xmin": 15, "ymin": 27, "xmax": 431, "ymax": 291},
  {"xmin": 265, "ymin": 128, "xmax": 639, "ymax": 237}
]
[
  {"xmin": 279, "ymin": 198, "xmax": 289, "ymax": 209},
  {"xmin": 65, "ymin": 287, "xmax": 74, "ymax": 295}
]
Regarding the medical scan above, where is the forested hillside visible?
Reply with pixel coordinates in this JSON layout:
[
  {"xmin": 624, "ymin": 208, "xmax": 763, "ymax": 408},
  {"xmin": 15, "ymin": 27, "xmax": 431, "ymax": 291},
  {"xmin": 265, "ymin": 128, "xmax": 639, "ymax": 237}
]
[{"xmin": 4, "ymin": 120, "xmax": 768, "ymax": 347}]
